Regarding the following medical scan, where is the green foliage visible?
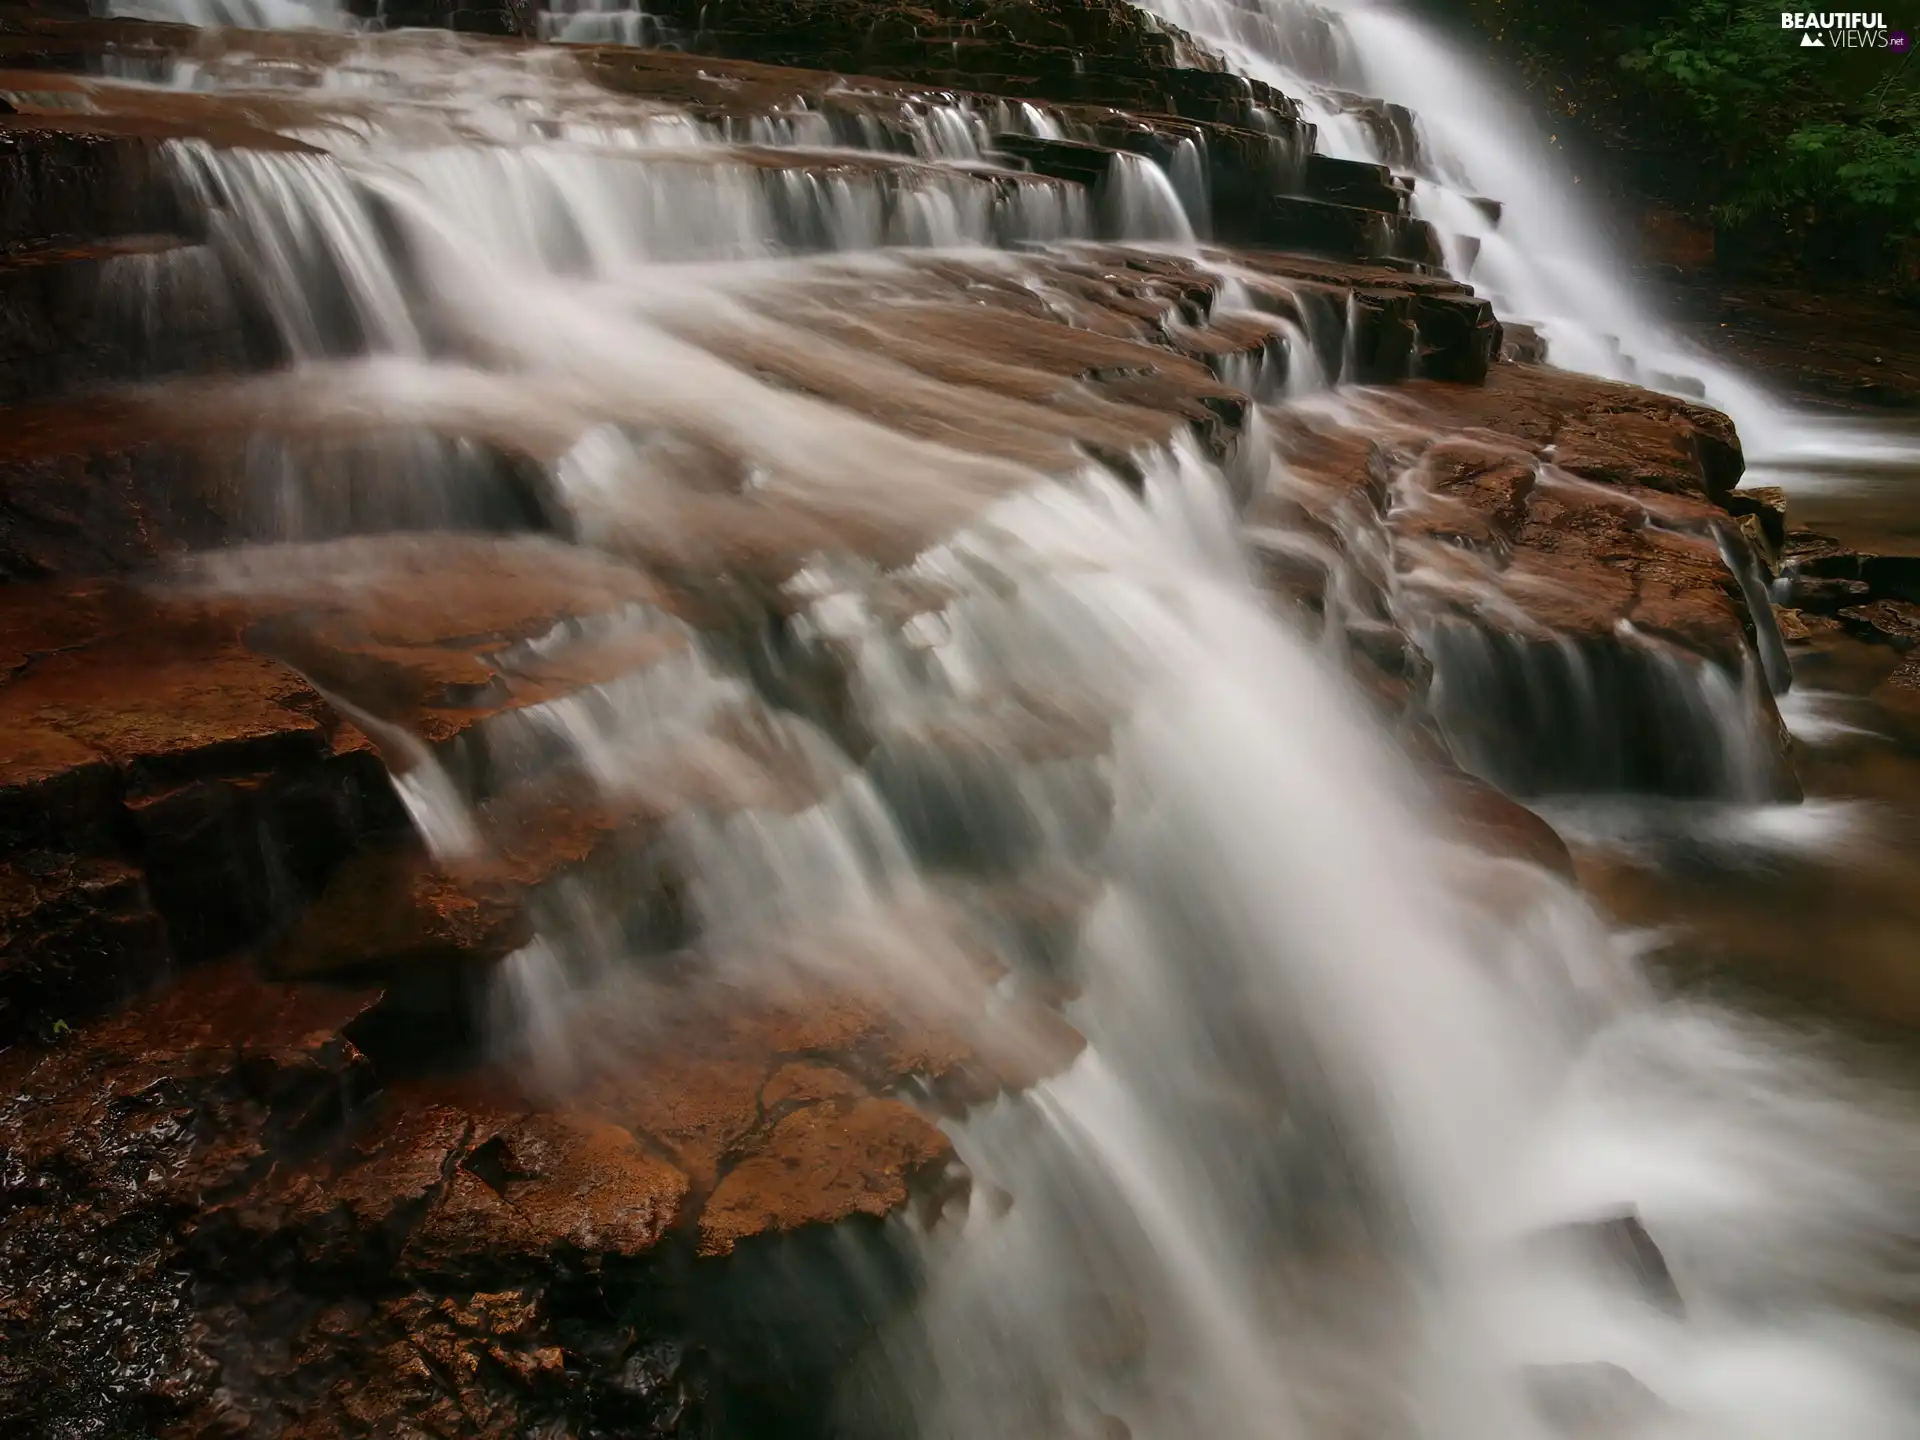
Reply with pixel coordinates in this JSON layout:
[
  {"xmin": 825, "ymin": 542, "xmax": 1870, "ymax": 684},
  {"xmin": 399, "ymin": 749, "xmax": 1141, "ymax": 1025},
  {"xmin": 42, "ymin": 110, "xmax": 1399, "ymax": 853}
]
[{"xmin": 1617, "ymin": 1, "xmax": 1920, "ymax": 235}]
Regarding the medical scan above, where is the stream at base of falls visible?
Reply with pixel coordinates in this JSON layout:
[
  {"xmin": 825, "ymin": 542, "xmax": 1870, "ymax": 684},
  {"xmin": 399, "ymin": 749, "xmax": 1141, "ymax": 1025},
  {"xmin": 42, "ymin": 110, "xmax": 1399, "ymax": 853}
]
[{"xmin": 32, "ymin": 2, "xmax": 1920, "ymax": 1437}]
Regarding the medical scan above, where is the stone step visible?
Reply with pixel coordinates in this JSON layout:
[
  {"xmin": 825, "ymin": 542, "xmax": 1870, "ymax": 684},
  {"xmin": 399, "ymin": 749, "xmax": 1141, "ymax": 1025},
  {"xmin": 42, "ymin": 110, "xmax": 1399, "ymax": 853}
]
[
  {"xmin": 1247, "ymin": 362, "xmax": 1790, "ymax": 797},
  {"xmin": 0, "ymin": 234, "xmax": 265, "ymax": 405},
  {"xmin": 988, "ymin": 131, "xmax": 1113, "ymax": 187},
  {"xmin": 0, "ymin": 117, "xmax": 192, "ymax": 253},
  {"xmin": 0, "ymin": 394, "xmax": 222, "ymax": 582},
  {"xmin": 0, "ymin": 527, "xmax": 710, "ymax": 1035},
  {"xmin": 1299, "ymin": 152, "xmax": 1409, "ymax": 216},
  {"xmin": 1322, "ymin": 91, "xmax": 1422, "ymax": 171},
  {"xmin": 1224, "ymin": 248, "xmax": 1498, "ymax": 372},
  {"xmin": 0, "ymin": 576, "xmax": 405, "ymax": 1026},
  {"xmin": 0, "ymin": 944, "xmax": 999, "ymax": 1435},
  {"xmin": 1244, "ymin": 194, "xmax": 1442, "ymax": 268},
  {"xmin": 991, "ymin": 132, "xmax": 1421, "ymax": 266}
]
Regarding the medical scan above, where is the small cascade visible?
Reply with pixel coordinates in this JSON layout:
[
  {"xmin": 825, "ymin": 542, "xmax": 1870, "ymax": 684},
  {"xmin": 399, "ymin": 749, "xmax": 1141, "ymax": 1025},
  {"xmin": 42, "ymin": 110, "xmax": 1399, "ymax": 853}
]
[
  {"xmin": 1167, "ymin": 135, "xmax": 1211, "ymax": 239},
  {"xmin": 993, "ymin": 99, "xmax": 1068, "ymax": 141},
  {"xmin": 901, "ymin": 102, "xmax": 992, "ymax": 163},
  {"xmin": 103, "ymin": 0, "xmax": 352, "ymax": 26},
  {"xmin": 1250, "ymin": 387, "xmax": 1796, "ymax": 802},
  {"xmin": 1421, "ymin": 622, "xmax": 1785, "ymax": 801},
  {"xmin": 92, "ymin": 245, "xmax": 245, "ymax": 377},
  {"xmin": 236, "ymin": 429, "xmax": 545, "ymax": 540},
  {"xmin": 539, "ymin": 0, "xmax": 674, "ymax": 46},
  {"xmin": 1099, "ymin": 152, "xmax": 1196, "ymax": 244},
  {"xmin": 1715, "ymin": 522, "xmax": 1794, "ymax": 697},
  {"xmin": 172, "ymin": 143, "xmax": 428, "ymax": 359},
  {"xmin": 176, "ymin": 141, "xmax": 1092, "ymax": 366}
]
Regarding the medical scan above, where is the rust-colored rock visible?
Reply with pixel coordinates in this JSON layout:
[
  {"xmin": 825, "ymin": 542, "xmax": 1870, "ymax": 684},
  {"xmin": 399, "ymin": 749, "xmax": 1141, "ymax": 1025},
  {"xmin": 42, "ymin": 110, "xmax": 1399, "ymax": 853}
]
[
  {"xmin": 268, "ymin": 837, "xmax": 538, "ymax": 980},
  {"xmin": 1252, "ymin": 361, "xmax": 1788, "ymax": 796},
  {"xmin": 0, "ymin": 945, "xmax": 1001, "ymax": 1436},
  {"xmin": 0, "ymin": 534, "xmax": 704, "ymax": 1021},
  {"xmin": 1426, "ymin": 765, "xmax": 1576, "ymax": 879},
  {"xmin": 699, "ymin": 1095, "xmax": 954, "ymax": 1255},
  {"xmin": 215, "ymin": 534, "xmax": 676, "ymax": 742},
  {"xmin": 213, "ymin": 1084, "xmax": 691, "ymax": 1280},
  {"xmin": 0, "ymin": 579, "xmax": 398, "ymax": 972},
  {"xmin": 409, "ymin": 1110, "xmax": 687, "ymax": 1273},
  {"xmin": 0, "ymin": 962, "xmax": 383, "ymax": 1436},
  {"xmin": 573, "ymin": 975, "xmax": 982, "ymax": 1191},
  {"xmin": 1839, "ymin": 599, "xmax": 1920, "ymax": 651}
]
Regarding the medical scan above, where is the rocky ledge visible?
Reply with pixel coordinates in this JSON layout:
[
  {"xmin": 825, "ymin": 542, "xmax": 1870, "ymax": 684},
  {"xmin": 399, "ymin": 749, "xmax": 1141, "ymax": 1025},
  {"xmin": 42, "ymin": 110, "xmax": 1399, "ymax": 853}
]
[{"xmin": 1, "ymin": 957, "xmax": 995, "ymax": 1436}]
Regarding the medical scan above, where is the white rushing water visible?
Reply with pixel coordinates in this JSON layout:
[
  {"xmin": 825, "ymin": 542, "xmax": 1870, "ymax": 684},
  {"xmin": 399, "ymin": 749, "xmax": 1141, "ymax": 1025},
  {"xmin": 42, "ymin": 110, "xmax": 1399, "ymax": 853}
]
[
  {"xmin": 104, "ymin": 0, "xmax": 352, "ymax": 27},
  {"xmin": 44, "ymin": 11, "xmax": 1920, "ymax": 1440},
  {"xmin": 100, "ymin": 0, "xmax": 1920, "ymax": 484},
  {"xmin": 1129, "ymin": 0, "xmax": 1920, "ymax": 479}
]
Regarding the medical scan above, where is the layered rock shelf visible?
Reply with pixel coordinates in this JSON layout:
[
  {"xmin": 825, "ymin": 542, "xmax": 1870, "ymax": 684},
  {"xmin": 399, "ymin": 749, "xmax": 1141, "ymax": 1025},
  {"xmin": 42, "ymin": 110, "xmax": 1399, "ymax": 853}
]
[{"xmin": 0, "ymin": 7, "xmax": 1802, "ymax": 1436}]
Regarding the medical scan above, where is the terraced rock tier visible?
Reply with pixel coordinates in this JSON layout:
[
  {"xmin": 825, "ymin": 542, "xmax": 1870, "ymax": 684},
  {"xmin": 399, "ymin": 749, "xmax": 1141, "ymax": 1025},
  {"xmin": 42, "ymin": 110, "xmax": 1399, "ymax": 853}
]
[{"xmin": 0, "ymin": 9, "xmax": 1797, "ymax": 1437}]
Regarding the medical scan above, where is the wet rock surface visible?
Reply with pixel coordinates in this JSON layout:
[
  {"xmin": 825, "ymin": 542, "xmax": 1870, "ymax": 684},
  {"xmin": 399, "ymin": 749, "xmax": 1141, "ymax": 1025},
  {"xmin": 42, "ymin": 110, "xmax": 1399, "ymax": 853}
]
[
  {"xmin": 0, "ymin": 952, "xmax": 991, "ymax": 1436},
  {"xmin": 1252, "ymin": 362, "xmax": 1791, "ymax": 796}
]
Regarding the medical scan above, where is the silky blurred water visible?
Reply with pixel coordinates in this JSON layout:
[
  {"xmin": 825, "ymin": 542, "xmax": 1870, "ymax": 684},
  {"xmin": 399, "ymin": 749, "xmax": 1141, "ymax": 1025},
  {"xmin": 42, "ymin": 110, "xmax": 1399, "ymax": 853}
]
[{"xmin": 44, "ymin": 7, "xmax": 1920, "ymax": 1437}]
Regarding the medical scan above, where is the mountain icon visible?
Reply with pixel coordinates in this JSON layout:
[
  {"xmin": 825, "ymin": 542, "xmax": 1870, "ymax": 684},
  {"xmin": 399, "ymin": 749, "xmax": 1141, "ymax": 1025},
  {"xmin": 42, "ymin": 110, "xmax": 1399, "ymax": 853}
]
[{"xmin": 1800, "ymin": 32, "xmax": 1824, "ymax": 45}]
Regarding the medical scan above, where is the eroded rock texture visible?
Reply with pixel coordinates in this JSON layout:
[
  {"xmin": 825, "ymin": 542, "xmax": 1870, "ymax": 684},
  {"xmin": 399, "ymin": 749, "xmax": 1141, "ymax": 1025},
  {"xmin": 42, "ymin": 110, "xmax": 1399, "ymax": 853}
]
[{"xmin": 0, "ymin": 962, "xmax": 971, "ymax": 1437}]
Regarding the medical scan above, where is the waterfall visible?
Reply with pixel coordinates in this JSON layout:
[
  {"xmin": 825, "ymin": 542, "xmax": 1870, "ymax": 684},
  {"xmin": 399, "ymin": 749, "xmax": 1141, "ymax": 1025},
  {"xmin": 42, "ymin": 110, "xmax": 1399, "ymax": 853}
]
[
  {"xmin": 1100, "ymin": 152, "xmax": 1198, "ymax": 243},
  {"xmin": 1126, "ymin": 0, "xmax": 1920, "ymax": 475},
  {"xmin": 37, "ymin": 17, "xmax": 1920, "ymax": 1440},
  {"xmin": 102, "ymin": 0, "xmax": 352, "ymax": 26},
  {"xmin": 100, "ymin": 0, "xmax": 1920, "ymax": 474}
]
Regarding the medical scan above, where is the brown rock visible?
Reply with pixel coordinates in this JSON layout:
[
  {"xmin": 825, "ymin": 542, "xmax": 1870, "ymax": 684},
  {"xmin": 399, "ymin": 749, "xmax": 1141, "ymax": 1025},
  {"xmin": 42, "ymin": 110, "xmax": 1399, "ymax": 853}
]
[
  {"xmin": 583, "ymin": 979, "xmax": 978, "ymax": 1190},
  {"xmin": 1427, "ymin": 766, "xmax": 1576, "ymax": 879},
  {"xmin": 217, "ymin": 533, "xmax": 675, "ymax": 742},
  {"xmin": 1839, "ymin": 599, "xmax": 1920, "ymax": 650},
  {"xmin": 761, "ymin": 1058, "xmax": 868, "ymax": 1109},
  {"xmin": 1773, "ymin": 605, "xmax": 1842, "ymax": 644},
  {"xmin": 406, "ymin": 1109, "xmax": 689, "ymax": 1277},
  {"xmin": 0, "ymin": 577, "xmax": 402, "ymax": 960},
  {"xmin": 1784, "ymin": 573, "xmax": 1872, "ymax": 613},
  {"xmin": 0, "ymin": 723, "xmax": 115, "ymax": 848},
  {"xmin": 268, "ymin": 836, "xmax": 537, "ymax": 980},
  {"xmin": 0, "ymin": 960, "xmax": 385, "ymax": 1435},
  {"xmin": 698, "ymin": 1095, "xmax": 954, "ymax": 1255},
  {"xmin": 0, "ymin": 850, "xmax": 168, "ymax": 1041},
  {"xmin": 1256, "ymin": 362, "xmax": 1789, "ymax": 795}
]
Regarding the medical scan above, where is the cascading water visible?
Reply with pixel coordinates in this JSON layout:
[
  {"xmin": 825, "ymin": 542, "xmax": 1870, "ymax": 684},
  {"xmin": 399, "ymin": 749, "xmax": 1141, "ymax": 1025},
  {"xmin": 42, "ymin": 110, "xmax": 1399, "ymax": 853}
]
[
  {"xmin": 1100, "ymin": 152, "xmax": 1198, "ymax": 243},
  {"xmin": 26, "ymin": 18, "xmax": 1920, "ymax": 1440},
  {"xmin": 102, "ymin": 0, "xmax": 351, "ymax": 26},
  {"xmin": 104, "ymin": 0, "xmax": 1920, "ymax": 477},
  {"xmin": 1125, "ymin": 0, "xmax": 1920, "ymax": 478}
]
